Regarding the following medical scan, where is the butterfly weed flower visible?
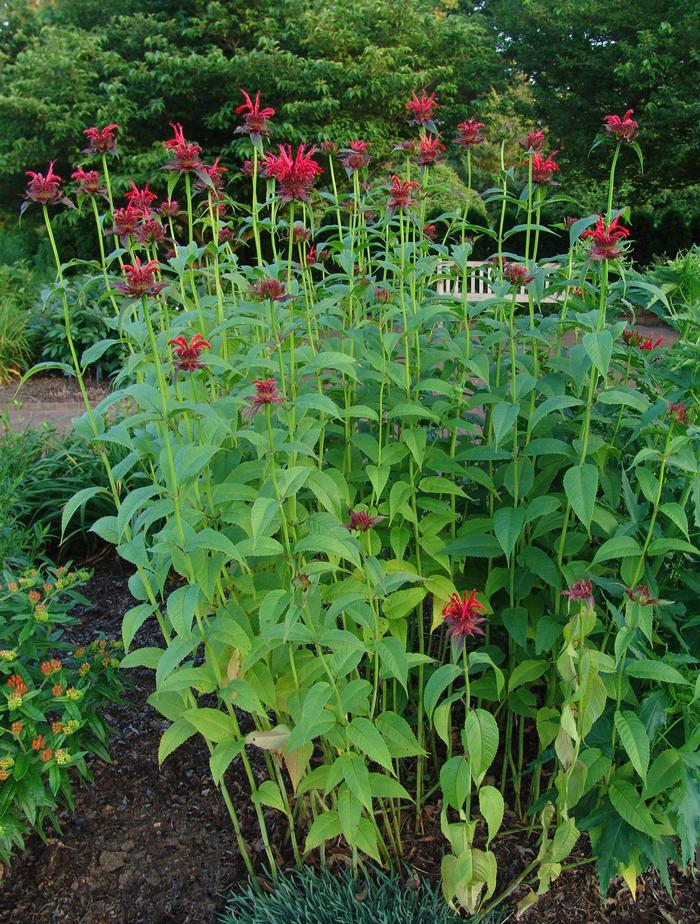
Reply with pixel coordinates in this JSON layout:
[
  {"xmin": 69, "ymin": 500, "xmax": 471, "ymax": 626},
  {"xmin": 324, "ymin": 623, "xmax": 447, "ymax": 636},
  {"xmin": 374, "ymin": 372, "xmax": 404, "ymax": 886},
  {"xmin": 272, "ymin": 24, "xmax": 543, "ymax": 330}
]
[
  {"xmin": 83, "ymin": 123, "xmax": 119, "ymax": 154},
  {"xmin": 603, "ymin": 108, "xmax": 639, "ymax": 142},
  {"xmin": 168, "ymin": 334, "xmax": 211, "ymax": 371}
]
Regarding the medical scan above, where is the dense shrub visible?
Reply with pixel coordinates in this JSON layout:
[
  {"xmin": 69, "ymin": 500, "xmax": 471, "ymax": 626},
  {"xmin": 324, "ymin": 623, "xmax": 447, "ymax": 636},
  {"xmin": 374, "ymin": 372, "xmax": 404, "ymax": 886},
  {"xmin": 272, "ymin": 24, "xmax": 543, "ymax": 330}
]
[
  {"xmin": 0, "ymin": 564, "xmax": 124, "ymax": 864},
  {"xmin": 32, "ymin": 100, "xmax": 700, "ymax": 915}
]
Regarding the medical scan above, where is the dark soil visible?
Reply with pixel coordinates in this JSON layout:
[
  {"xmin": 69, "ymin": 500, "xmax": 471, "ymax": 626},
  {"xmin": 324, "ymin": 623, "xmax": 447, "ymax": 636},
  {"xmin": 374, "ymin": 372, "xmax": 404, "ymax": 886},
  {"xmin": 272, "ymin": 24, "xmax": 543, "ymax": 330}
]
[{"xmin": 1, "ymin": 556, "xmax": 698, "ymax": 924}]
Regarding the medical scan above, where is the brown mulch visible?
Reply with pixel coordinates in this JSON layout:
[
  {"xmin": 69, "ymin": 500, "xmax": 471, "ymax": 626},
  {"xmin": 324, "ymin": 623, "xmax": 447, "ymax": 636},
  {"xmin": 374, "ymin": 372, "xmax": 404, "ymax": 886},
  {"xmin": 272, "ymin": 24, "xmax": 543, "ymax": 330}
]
[{"xmin": 1, "ymin": 563, "xmax": 698, "ymax": 921}]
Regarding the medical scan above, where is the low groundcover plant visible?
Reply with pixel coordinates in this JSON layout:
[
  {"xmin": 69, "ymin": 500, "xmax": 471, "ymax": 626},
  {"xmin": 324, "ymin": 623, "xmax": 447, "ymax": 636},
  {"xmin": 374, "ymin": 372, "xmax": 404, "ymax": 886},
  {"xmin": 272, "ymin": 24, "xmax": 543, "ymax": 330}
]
[
  {"xmin": 22, "ymin": 93, "xmax": 700, "ymax": 913},
  {"xmin": 0, "ymin": 564, "xmax": 124, "ymax": 863}
]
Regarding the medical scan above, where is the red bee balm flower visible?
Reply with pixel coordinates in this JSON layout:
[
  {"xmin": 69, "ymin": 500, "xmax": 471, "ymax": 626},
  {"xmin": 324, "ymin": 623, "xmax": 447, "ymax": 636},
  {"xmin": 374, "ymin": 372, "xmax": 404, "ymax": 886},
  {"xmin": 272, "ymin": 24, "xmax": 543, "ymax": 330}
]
[
  {"xmin": 340, "ymin": 141, "xmax": 371, "ymax": 173},
  {"xmin": 531, "ymin": 151, "xmax": 559, "ymax": 184},
  {"xmin": 236, "ymin": 90, "xmax": 275, "ymax": 139},
  {"xmin": 417, "ymin": 134, "xmax": 445, "ymax": 166},
  {"xmin": 669, "ymin": 402, "xmax": 688, "ymax": 424},
  {"xmin": 625, "ymin": 584, "xmax": 659, "ymax": 606},
  {"xmin": 603, "ymin": 109, "xmax": 638, "ymax": 142},
  {"xmin": 502, "ymin": 261, "xmax": 534, "ymax": 286},
  {"xmin": 442, "ymin": 591, "xmax": 486, "ymax": 658},
  {"xmin": 134, "ymin": 218, "xmax": 165, "ymax": 246},
  {"xmin": 264, "ymin": 144, "xmax": 323, "ymax": 202},
  {"xmin": 159, "ymin": 199, "xmax": 180, "ymax": 218},
  {"xmin": 520, "ymin": 130, "xmax": 546, "ymax": 152},
  {"xmin": 114, "ymin": 257, "xmax": 166, "ymax": 297},
  {"xmin": 640, "ymin": 334, "xmax": 664, "ymax": 351},
  {"xmin": 406, "ymin": 90, "xmax": 438, "ymax": 125},
  {"xmin": 455, "ymin": 119, "xmax": 485, "ymax": 148},
  {"xmin": 163, "ymin": 123, "xmax": 203, "ymax": 173},
  {"xmin": 71, "ymin": 167, "xmax": 105, "ymax": 197},
  {"xmin": 388, "ymin": 175, "xmax": 419, "ymax": 209},
  {"xmin": 581, "ymin": 215, "xmax": 630, "ymax": 260},
  {"xmin": 250, "ymin": 279, "xmax": 288, "ymax": 301},
  {"xmin": 244, "ymin": 379, "xmax": 283, "ymax": 418},
  {"xmin": 125, "ymin": 180, "xmax": 157, "ymax": 213},
  {"xmin": 423, "ymin": 223, "xmax": 437, "ymax": 240},
  {"xmin": 561, "ymin": 579, "xmax": 594, "ymax": 608},
  {"xmin": 343, "ymin": 510, "xmax": 383, "ymax": 532},
  {"xmin": 196, "ymin": 157, "xmax": 228, "ymax": 196},
  {"xmin": 109, "ymin": 204, "xmax": 143, "ymax": 242},
  {"xmin": 83, "ymin": 124, "xmax": 119, "ymax": 154},
  {"xmin": 168, "ymin": 334, "xmax": 211, "ymax": 371},
  {"xmin": 24, "ymin": 162, "xmax": 67, "ymax": 208}
]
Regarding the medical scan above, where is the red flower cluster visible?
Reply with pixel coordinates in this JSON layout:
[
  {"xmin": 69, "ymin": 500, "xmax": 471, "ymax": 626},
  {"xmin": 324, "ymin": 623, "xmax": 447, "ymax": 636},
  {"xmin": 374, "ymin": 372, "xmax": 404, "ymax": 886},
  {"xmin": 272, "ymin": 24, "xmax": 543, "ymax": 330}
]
[
  {"xmin": 406, "ymin": 90, "xmax": 438, "ymax": 125},
  {"xmin": 159, "ymin": 199, "xmax": 180, "ymax": 218},
  {"xmin": 114, "ymin": 257, "xmax": 166, "ymax": 297},
  {"xmin": 388, "ymin": 175, "xmax": 419, "ymax": 210},
  {"xmin": 71, "ymin": 167, "xmax": 105, "ymax": 197},
  {"xmin": 24, "ymin": 162, "xmax": 67, "ymax": 208},
  {"xmin": 236, "ymin": 90, "xmax": 275, "ymax": 139},
  {"xmin": 163, "ymin": 123, "xmax": 203, "ymax": 173},
  {"xmin": 83, "ymin": 123, "xmax": 119, "ymax": 154},
  {"xmin": 109, "ymin": 204, "xmax": 143, "ymax": 242},
  {"xmin": 343, "ymin": 510, "xmax": 383, "ymax": 532},
  {"xmin": 561, "ymin": 578, "xmax": 594, "ymax": 608},
  {"xmin": 340, "ymin": 140, "xmax": 371, "ymax": 173},
  {"xmin": 6, "ymin": 674, "xmax": 29, "ymax": 695},
  {"xmin": 135, "ymin": 218, "xmax": 166, "ymax": 246},
  {"xmin": 423, "ymin": 223, "xmax": 437, "ymax": 240},
  {"xmin": 264, "ymin": 144, "xmax": 323, "ymax": 202},
  {"xmin": 441, "ymin": 591, "xmax": 486, "ymax": 657},
  {"xmin": 624, "ymin": 584, "xmax": 659, "ymax": 606},
  {"xmin": 521, "ymin": 130, "xmax": 545, "ymax": 153},
  {"xmin": 125, "ymin": 180, "xmax": 157, "ymax": 213},
  {"xmin": 531, "ymin": 151, "xmax": 559, "ymax": 184},
  {"xmin": 669, "ymin": 402, "xmax": 688, "ymax": 424},
  {"xmin": 455, "ymin": 118, "xmax": 485, "ymax": 148},
  {"xmin": 417, "ymin": 134, "xmax": 445, "ymax": 166},
  {"xmin": 603, "ymin": 109, "xmax": 638, "ymax": 142},
  {"xmin": 168, "ymin": 334, "xmax": 211, "ymax": 371},
  {"xmin": 501, "ymin": 261, "xmax": 534, "ymax": 286},
  {"xmin": 244, "ymin": 378, "xmax": 283, "ymax": 418},
  {"xmin": 581, "ymin": 215, "xmax": 629, "ymax": 260},
  {"xmin": 640, "ymin": 334, "xmax": 664, "ymax": 351},
  {"xmin": 250, "ymin": 278, "xmax": 288, "ymax": 301}
]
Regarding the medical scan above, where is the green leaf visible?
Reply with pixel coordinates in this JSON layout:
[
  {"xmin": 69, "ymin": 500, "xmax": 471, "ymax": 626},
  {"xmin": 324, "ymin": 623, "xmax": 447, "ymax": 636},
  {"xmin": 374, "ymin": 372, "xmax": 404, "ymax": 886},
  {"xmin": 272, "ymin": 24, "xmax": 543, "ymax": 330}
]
[
  {"xmin": 614, "ymin": 710, "xmax": 650, "ymax": 781},
  {"xmin": 368, "ymin": 773, "xmax": 412, "ymax": 801},
  {"xmin": 61, "ymin": 486, "xmax": 110, "ymax": 539},
  {"xmin": 424, "ymin": 664, "xmax": 461, "ymax": 721},
  {"xmin": 493, "ymin": 506, "xmax": 526, "ymax": 562},
  {"xmin": 419, "ymin": 476, "xmax": 466, "ymax": 497},
  {"xmin": 464, "ymin": 709, "xmax": 499, "ymax": 784},
  {"xmin": 122, "ymin": 604, "xmax": 155, "ymax": 652},
  {"xmin": 305, "ymin": 811, "xmax": 341, "ymax": 853},
  {"xmin": 375, "ymin": 711, "xmax": 423, "ymax": 757},
  {"xmin": 182, "ymin": 707, "xmax": 235, "ymax": 742},
  {"xmin": 375, "ymin": 638, "xmax": 409, "ymax": 692},
  {"xmin": 347, "ymin": 717, "xmax": 394, "ymax": 773},
  {"xmin": 492, "ymin": 402, "xmax": 518, "ymax": 449},
  {"xmin": 210, "ymin": 737, "xmax": 245, "ymax": 784},
  {"xmin": 294, "ymin": 534, "xmax": 361, "ymax": 569},
  {"xmin": 563, "ymin": 464, "xmax": 598, "ymax": 531},
  {"xmin": 479, "ymin": 785, "xmax": 504, "ymax": 846},
  {"xmin": 383, "ymin": 587, "xmax": 426, "ymax": 620},
  {"xmin": 593, "ymin": 535, "xmax": 642, "ymax": 564},
  {"xmin": 626, "ymin": 660, "xmax": 688, "ymax": 685},
  {"xmin": 508, "ymin": 659, "xmax": 547, "ymax": 693},
  {"xmin": 252, "ymin": 779, "xmax": 285, "ymax": 811},
  {"xmin": 597, "ymin": 389, "xmax": 649, "ymax": 413},
  {"xmin": 608, "ymin": 780, "xmax": 658, "ymax": 837},
  {"xmin": 583, "ymin": 330, "xmax": 613, "ymax": 378},
  {"xmin": 158, "ymin": 718, "xmax": 196, "ymax": 764}
]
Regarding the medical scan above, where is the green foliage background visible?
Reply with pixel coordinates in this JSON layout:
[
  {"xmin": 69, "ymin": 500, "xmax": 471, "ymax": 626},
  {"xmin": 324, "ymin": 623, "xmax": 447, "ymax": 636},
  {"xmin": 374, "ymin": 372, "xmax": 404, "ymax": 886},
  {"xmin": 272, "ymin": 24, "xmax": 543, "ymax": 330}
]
[{"xmin": 0, "ymin": 0, "xmax": 698, "ymax": 264}]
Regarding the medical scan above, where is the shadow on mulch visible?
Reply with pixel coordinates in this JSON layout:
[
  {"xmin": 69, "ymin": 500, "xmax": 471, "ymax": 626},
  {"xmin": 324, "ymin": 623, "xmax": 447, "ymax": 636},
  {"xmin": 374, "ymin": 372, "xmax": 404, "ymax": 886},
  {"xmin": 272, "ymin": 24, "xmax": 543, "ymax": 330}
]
[{"xmin": 1, "ymin": 555, "xmax": 698, "ymax": 924}]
